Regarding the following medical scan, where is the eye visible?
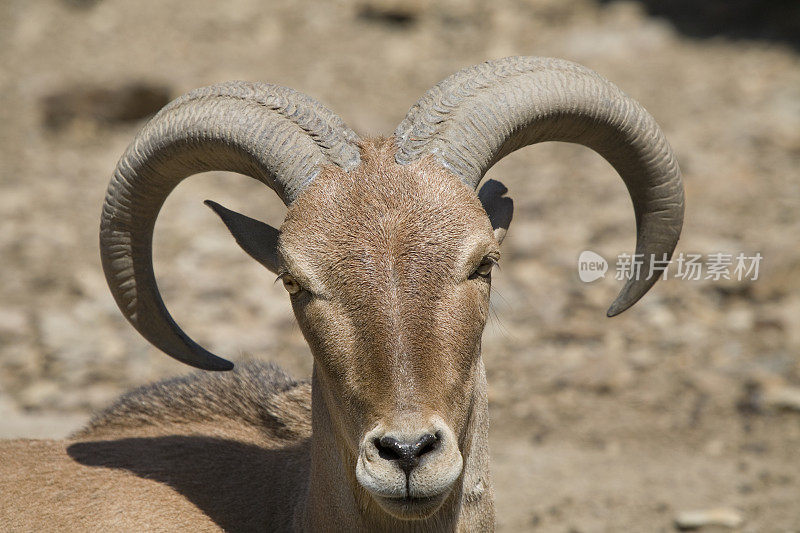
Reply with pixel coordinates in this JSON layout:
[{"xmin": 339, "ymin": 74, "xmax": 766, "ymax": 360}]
[
  {"xmin": 470, "ymin": 256, "xmax": 497, "ymax": 279},
  {"xmin": 280, "ymin": 273, "xmax": 303, "ymax": 295}
]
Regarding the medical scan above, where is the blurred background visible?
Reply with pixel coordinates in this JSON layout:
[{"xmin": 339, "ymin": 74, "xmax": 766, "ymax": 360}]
[{"xmin": 0, "ymin": 0, "xmax": 798, "ymax": 530}]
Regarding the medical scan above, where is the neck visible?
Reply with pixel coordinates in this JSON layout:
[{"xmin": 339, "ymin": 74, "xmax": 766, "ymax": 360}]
[{"xmin": 297, "ymin": 361, "xmax": 494, "ymax": 532}]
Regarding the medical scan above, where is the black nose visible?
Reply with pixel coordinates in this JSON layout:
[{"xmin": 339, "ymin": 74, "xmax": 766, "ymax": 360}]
[{"xmin": 375, "ymin": 433, "xmax": 440, "ymax": 474}]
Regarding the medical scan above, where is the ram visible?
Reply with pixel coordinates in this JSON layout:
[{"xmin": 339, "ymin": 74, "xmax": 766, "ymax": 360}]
[{"xmin": 0, "ymin": 56, "xmax": 683, "ymax": 531}]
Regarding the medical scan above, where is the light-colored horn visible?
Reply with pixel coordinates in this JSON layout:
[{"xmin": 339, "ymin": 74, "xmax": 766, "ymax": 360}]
[
  {"xmin": 100, "ymin": 82, "xmax": 361, "ymax": 370},
  {"xmin": 394, "ymin": 56, "xmax": 684, "ymax": 316}
]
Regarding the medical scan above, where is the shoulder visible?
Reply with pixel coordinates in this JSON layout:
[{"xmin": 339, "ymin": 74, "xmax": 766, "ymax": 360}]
[{"xmin": 74, "ymin": 361, "xmax": 311, "ymax": 443}]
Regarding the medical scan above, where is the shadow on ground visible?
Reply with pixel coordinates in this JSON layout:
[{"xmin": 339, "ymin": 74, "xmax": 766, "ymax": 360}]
[{"xmin": 602, "ymin": 0, "xmax": 800, "ymax": 49}]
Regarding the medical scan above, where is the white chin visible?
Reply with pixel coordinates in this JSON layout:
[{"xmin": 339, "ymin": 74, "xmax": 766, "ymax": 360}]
[{"xmin": 373, "ymin": 492, "xmax": 449, "ymax": 520}]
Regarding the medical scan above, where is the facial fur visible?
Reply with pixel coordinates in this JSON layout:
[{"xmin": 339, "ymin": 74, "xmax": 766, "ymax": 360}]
[{"xmin": 278, "ymin": 138, "xmax": 499, "ymax": 516}]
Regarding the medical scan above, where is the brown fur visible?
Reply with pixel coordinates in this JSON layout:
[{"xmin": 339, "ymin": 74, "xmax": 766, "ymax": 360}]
[
  {"xmin": 0, "ymin": 363, "xmax": 311, "ymax": 532},
  {"xmin": 280, "ymin": 139, "xmax": 497, "ymax": 530},
  {"xmin": 0, "ymin": 139, "xmax": 502, "ymax": 531}
]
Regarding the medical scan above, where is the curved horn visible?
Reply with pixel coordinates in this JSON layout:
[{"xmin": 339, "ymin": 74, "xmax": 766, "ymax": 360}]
[
  {"xmin": 395, "ymin": 56, "xmax": 684, "ymax": 316},
  {"xmin": 101, "ymin": 82, "xmax": 361, "ymax": 370}
]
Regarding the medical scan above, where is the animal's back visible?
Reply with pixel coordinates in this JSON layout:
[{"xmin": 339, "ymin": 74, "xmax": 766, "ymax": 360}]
[{"xmin": 0, "ymin": 362, "xmax": 312, "ymax": 532}]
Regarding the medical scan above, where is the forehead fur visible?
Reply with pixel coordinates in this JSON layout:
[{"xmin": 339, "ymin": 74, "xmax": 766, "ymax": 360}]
[{"xmin": 280, "ymin": 138, "xmax": 495, "ymax": 287}]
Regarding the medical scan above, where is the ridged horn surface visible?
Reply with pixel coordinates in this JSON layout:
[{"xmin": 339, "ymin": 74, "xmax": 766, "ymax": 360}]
[
  {"xmin": 100, "ymin": 82, "xmax": 361, "ymax": 370},
  {"xmin": 395, "ymin": 56, "xmax": 684, "ymax": 315}
]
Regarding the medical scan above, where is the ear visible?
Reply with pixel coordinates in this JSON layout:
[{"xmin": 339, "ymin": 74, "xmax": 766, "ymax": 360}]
[
  {"xmin": 204, "ymin": 200, "xmax": 282, "ymax": 275},
  {"xmin": 477, "ymin": 179, "xmax": 514, "ymax": 244}
]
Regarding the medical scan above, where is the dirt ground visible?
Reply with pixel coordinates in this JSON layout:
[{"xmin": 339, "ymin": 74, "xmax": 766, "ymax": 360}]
[{"xmin": 1, "ymin": 0, "xmax": 799, "ymax": 530}]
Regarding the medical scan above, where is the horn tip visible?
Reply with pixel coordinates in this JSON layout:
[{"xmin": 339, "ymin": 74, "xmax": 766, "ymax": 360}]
[
  {"xmin": 606, "ymin": 298, "xmax": 633, "ymax": 317},
  {"xmin": 164, "ymin": 338, "xmax": 235, "ymax": 371},
  {"xmin": 182, "ymin": 353, "xmax": 235, "ymax": 372},
  {"xmin": 209, "ymin": 359, "xmax": 235, "ymax": 371}
]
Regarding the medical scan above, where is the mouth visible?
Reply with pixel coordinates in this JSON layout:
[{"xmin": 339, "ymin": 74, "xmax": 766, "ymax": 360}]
[{"xmin": 375, "ymin": 492, "xmax": 447, "ymax": 519}]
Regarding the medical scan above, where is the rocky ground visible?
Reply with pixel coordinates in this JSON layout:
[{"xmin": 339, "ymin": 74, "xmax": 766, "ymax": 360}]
[{"xmin": 1, "ymin": 0, "xmax": 799, "ymax": 530}]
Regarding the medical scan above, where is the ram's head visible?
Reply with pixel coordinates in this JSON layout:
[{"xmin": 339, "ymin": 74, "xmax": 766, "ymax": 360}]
[{"xmin": 100, "ymin": 57, "xmax": 683, "ymax": 517}]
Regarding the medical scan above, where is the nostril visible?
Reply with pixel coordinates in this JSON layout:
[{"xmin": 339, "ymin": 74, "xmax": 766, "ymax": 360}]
[
  {"xmin": 374, "ymin": 437, "xmax": 402, "ymax": 461},
  {"xmin": 374, "ymin": 433, "xmax": 441, "ymax": 473},
  {"xmin": 416, "ymin": 432, "xmax": 440, "ymax": 457}
]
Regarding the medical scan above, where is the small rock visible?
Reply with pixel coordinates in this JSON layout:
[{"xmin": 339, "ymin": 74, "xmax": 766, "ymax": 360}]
[
  {"xmin": 356, "ymin": 0, "xmax": 423, "ymax": 27},
  {"xmin": 703, "ymin": 439, "xmax": 724, "ymax": 456},
  {"xmin": 674, "ymin": 508, "xmax": 743, "ymax": 530},
  {"xmin": 41, "ymin": 81, "xmax": 171, "ymax": 132},
  {"xmin": 0, "ymin": 308, "xmax": 28, "ymax": 336},
  {"xmin": 737, "ymin": 375, "xmax": 800, "ymax": 415},
  {"xmin": 61, "ymin": 0, "xmax": 102, "ymax": 8},
  {"xmin": 19, "ymin": 380, "xmax": 61, "ymax": 410},
  {"xmin": 762, "ymin": 385, "xmax": 800, "ymax": 412}
]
